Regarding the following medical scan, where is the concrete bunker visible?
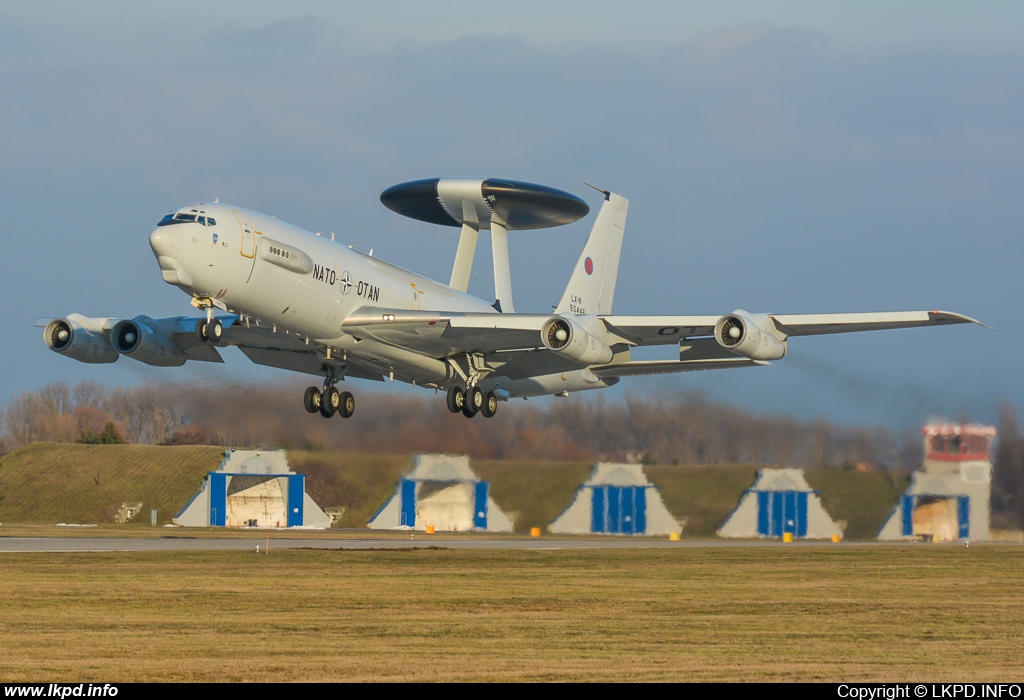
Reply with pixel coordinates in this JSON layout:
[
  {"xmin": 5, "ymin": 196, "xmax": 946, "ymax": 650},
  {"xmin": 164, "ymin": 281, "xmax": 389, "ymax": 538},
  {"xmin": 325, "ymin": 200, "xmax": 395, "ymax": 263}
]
[
  {"xmin": 173, "ymin": 449, "xmax": 331, "ymax": 528},
  {"xmin": 548, "ymin": 463, "xmax": 682, "ymax": 536},
  {"xmin": 717, "ymin": 468, "xmax": 843, "ymax": 540},
  {"xmin": 368, "ymin": 454, "xmax": 513, "ymax": 532}
]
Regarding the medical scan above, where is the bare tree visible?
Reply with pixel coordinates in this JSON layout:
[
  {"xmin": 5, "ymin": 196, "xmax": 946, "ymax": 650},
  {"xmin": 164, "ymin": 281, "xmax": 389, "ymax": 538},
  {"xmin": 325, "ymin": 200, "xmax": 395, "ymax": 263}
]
[{"xmin": 993, "ymin": 401, "xmax": 1024, "ymax": 528}]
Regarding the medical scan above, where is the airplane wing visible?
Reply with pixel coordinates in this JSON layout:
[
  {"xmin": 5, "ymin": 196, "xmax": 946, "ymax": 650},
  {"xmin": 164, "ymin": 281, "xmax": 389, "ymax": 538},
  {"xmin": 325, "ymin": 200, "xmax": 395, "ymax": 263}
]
[
  {"xmin": 767, "ymin": 310, "xmax": 989, "ymax": 336},
  {"xmin": 45, "ymin": 307, "xmax": 983, "ymax": 386},
  {"xmin": 40, "ymin": 312, "xmax": 388, "ymax": 381},
  {"xmin": 600, "ymin": 310, "xmax": 986, "ymax": 345},
  {"xmin": 339, "ymin": 307, "xmax": 987, "ymax": 377},
  {"xmin": 216, "ymin": 318, "xmax": 387, "ymax": 381},
  {"xmin": 591, "ymin": 358, "xmax": 768, "ymax": 377},
  {"xmin": 340, "ymin": 307, "xmax": 551, "ymax": 356},
  {"xmin": 38, "ymin": 313, "xmax": 228, "ymax": 364},
  {"xmin": 600, "ymin": 316, "xmax": 720, "ymax": 346}
]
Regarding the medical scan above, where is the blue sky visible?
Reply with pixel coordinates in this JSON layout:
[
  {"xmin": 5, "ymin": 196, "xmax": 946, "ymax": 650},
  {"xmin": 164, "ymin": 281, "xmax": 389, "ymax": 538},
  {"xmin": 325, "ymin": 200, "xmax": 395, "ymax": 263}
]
[{"xmin": 2, "ymin": 2, "xmax": 1021, "ymax": 428}]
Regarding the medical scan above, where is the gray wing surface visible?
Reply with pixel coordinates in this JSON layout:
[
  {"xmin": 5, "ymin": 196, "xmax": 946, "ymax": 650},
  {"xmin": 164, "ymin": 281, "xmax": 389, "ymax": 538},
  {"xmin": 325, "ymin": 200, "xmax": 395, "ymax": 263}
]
[
  {"xmin": 219, "ymin": 317, "xmax": 386, "ymax": 381},
  {"xmin": 340, "ymin": 307, "xmax": 551, "ymax": 355},
  {"xmin": 601, "ymin": 310, "xmax": 986, "ymax": 346},
  {"xmin": 600, "ymin": 316, "xmax": 720, "ymax": 346},
  {"xmin": 591, "ymin": 358, "xmax": 767, "ymax": 377},
  {"xmin": 768, "ymin": 310, "xmax": 988, "ymax": 336}
]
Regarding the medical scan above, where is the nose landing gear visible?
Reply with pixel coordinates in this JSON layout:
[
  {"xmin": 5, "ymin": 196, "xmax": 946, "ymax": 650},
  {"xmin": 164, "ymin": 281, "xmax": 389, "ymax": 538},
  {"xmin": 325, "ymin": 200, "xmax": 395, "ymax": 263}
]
[
  {"xmin": 193, "ymin": 299, "xmax": 223, "ymax": 344},
  {"xmin": 195, "ymin": 317, "xmax": 223, "ymax": 343}
]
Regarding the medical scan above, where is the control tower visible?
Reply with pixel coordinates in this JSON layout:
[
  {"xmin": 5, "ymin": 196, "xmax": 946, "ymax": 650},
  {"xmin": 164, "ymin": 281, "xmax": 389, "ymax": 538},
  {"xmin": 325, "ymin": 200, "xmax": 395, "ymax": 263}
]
[{"xmin": 878, "ymin": 422, "xmax": 995, "ymax": 541}]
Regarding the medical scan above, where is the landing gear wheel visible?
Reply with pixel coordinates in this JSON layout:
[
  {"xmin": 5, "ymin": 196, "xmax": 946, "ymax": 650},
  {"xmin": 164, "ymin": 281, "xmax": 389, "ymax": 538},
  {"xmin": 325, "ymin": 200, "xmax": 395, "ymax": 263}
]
[
  {"xmin": 208, "ymin": 318, "xmax": 223, "ymax": 343},
  {"xmin": 481, "ymin": 391, "xmax": 498, "ymax": 418},
  {"xmin": 338, "ymin": 391, "xmax": 355, "ymax": 418},
  {"xmin": 461, "ymin": 386, "xmax": 483, "ymax": 417},
  {"xmin": 195, "ymin": 318, "xmax": 209, "ymax": 343},
  {"xmin": 320, "ymin": 387, "xmax": 340, "ymax": 418},
  {"xmin": 303, "ymin": 386, "xmax": 321, "ymax": 414},
  {"xmin": 446, "ymin": 386, "xmax": 465, "ymax": 414},
  {"xmin": 466, "ymin": 386, "xmax": 484, "ymax": 413}
]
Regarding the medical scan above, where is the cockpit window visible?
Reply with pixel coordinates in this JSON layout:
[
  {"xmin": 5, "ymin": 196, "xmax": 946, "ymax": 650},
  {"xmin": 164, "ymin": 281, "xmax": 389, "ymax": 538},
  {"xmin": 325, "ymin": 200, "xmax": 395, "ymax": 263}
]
[{"xmin": 156, "ymin": 211, "xmax": 217, "ymax": 226}]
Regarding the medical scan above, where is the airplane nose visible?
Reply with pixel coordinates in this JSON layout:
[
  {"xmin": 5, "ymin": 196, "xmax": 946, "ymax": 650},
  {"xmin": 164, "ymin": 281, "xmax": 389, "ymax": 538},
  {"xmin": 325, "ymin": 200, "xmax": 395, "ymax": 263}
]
[{"xmin": 149, "ymin": 227, "xmax": 183, "ymax": 257}]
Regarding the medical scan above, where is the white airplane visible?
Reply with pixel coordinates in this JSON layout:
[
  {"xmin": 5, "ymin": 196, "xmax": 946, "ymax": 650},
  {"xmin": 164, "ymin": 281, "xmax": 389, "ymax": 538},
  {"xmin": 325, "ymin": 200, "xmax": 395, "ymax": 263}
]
[{"xmin": 41, "ymin": 177, "xmax": 984, "ymax": 419}]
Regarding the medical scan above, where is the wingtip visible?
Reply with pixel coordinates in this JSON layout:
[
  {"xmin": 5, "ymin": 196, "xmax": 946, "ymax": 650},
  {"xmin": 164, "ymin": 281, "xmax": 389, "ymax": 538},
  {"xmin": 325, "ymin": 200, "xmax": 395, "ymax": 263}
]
[{"xmin": 933, "ymin": 310, "xmax": 994, "ymax": 331}]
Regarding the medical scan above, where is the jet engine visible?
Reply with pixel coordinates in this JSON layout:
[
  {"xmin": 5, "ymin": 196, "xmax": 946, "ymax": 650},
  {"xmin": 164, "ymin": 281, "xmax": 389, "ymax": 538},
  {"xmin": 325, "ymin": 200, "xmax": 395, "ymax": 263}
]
[
  {"xmin": 43, "ymin": 316, "xmax": 119, "ymax": 364},
  {"xmin": 714, "ymin": 310, "xmax": 787, "ymax": 361},
  {"xmin": 541, "ymin": 316, "xmax": 614, "ymax": 365},
  {"xmin": 111, "ymin": 318, "xmax": 188, "ymax": 367}
]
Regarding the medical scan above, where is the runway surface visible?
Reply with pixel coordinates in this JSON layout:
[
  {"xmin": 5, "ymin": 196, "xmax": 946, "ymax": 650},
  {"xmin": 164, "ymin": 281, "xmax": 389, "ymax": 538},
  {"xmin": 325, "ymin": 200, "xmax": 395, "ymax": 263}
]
[{"xmin": 0, "ymin": 534, "xmax": 972, "ymax": 553}]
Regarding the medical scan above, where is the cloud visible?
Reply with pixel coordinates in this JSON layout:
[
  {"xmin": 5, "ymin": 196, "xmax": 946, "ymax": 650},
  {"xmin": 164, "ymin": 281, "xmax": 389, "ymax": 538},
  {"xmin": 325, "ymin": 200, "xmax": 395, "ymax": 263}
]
[{"xmin": 199, "ymin": 15, "xmax": 340, "ymax": 61}]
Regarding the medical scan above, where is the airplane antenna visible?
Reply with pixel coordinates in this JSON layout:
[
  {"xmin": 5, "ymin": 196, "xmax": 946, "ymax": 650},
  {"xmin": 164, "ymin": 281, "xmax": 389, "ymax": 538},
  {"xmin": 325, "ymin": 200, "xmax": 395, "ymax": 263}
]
[{"xmin": 583, "ymin": 182, "xmax": 611, "ymax": 201}]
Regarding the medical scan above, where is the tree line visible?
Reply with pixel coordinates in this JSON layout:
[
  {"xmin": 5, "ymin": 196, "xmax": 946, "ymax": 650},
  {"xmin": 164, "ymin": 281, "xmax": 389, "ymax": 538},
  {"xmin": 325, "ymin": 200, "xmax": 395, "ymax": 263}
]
[{"xmin": 0, "ymin": 378, "xmax": 923, "ymax": 467}]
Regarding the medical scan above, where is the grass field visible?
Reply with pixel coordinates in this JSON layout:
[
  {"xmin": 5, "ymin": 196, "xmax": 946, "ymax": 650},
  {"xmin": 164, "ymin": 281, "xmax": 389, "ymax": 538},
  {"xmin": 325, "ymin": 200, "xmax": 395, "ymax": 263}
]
[{"xmin": 1, "ymin": 545, "xmax": 1022, "ymax": 681}]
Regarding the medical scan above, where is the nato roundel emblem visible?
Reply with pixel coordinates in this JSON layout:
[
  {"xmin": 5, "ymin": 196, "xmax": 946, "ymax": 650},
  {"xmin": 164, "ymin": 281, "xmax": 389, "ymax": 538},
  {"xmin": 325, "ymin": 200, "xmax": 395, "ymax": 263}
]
[{"xmin": 584, "ymin": 257, "xmax": 594, "ymax": 275}]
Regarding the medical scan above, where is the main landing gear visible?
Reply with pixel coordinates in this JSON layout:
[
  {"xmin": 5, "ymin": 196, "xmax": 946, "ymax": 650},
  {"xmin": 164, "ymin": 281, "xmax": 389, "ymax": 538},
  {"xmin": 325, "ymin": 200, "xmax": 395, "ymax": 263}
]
[
  {"xmin": 304, "ymin": 368, "xmax": 354, "ymax": 419},
  {"xmin": 446, "ymin": 385, "xmax": 498, "ymax": 419}
]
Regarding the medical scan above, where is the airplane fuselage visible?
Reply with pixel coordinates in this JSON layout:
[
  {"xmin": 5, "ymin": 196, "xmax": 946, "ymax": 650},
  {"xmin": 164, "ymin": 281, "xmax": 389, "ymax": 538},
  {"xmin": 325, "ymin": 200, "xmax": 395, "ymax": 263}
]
[
  {"xmin": 148, "ymin": 203, "xmax": 616, "ymax": 397},
  {"xmin": 150, "ymin": 203, "xmax": 498, "ymax": 341}
]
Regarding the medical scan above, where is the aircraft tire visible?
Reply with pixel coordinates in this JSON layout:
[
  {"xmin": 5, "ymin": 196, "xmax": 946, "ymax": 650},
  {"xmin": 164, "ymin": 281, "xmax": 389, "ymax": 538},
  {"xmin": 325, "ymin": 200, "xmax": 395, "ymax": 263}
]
[
  {"xmin": 461, "ymin": 403, "xmax": 476, "ymax": 418},
  {"xmin": 195, "ymin": 319, "xmax": 208, "ymax": 343},
  {"xmin": 339, "ymin": 391, "xmax": 355, "ymax": 418},
  {"xmin": 320, "ymin": 387, "xmax": 341, "ymax": 418},
  {"xmin": 446, "ymin": 386, "xmax": 465, "ymax": 413},
  {"xmin": 208, "ymin": 319, "xmax": 223, "ymax": 343},
  {"xmin": 481, "ymin": 391, "xmax": 498, "ymax": 418},
  {"xmin": 467, "ymin": 386, "xmax": 484, "ymax": 413},
  {"xmin": 303, "ymin": 386, "xmax": 321, "ymax": 413}
]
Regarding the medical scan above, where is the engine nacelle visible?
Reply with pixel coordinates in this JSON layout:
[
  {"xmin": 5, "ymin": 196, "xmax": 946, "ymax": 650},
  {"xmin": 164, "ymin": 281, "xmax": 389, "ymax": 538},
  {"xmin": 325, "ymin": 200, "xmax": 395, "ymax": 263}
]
[
  {"xmin": 541, "ymin": 316, "xmax": 614, "ymax": 365},
  {"xmin": 43, "ymin": 316, "xmax": 119, "ymax": 364},
  {"xmin": 111, "ymin": 318, "xmax": 188, "ymax": 367},
  {"xmin": 714, "ymin": 310, "xmax": 787, "ymax": 361}
]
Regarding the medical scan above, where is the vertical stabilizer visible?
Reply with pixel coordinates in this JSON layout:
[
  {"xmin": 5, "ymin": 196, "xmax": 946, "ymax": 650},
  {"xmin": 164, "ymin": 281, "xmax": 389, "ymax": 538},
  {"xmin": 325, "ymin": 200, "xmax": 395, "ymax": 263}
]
[{"xmin": 555, "ymin": 191, "xmax": 628, "ymax": 316}]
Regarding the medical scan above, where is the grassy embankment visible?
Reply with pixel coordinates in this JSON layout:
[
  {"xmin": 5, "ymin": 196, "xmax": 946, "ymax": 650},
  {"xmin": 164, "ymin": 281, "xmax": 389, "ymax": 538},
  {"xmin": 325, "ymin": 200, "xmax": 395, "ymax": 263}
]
[
  {"xmin": 0, "ymin": 443, "xmax": 224, "ymax": 525},
  {"xmin": 0, "ymin": 546, "xmax": 1021, "ymax": 682},
  {"xmin": 1, "ymin": 443, "xmax": 907, "ymax": 538}
]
